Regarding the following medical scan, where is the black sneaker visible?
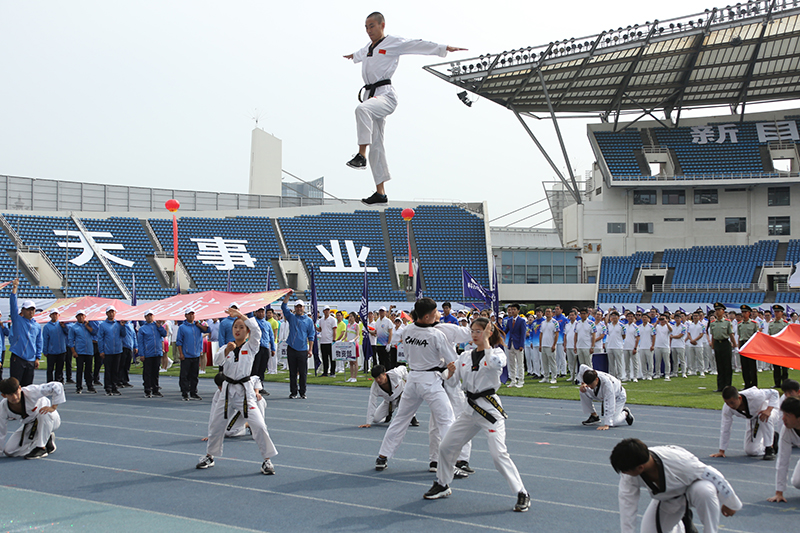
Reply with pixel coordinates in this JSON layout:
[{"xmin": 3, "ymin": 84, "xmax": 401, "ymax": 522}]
[
  {"xmin": 346, "ymin": 153, "xmax": 367, "ymax": 169},
  {"xmin": 111, "ymin": 390, "xmax": 122, "ymax": 396},
  {"xmin": 144, "ymin": 392, "xmax": 152, "ymax": 398},
  {"xmin": 106, "ymin": 391, "xmax": 113, "ymax": 396},
  {"xmin": 764, "ymin": 447, "xmax": 776, "ymax": 461},
  {"xmin": 582, "ymin": 413, "xmax": 601, "ymax": 426},
  {"xmin": 94, "ymin": 380, "xmax": 102, "ymax": 386},
  {"xmin": 76, "ymin": 389, "xmax": 83, "ymax": 395},
  {"xmin": 455, "ymin": 460, "xmax": 475, "ymax": 474},
  {"xmin": 410, "ymin": 416, "xmax": 420, "ymax": 427},
  {"xmin": 289, "ymin": 394, "xmax": 298, "ymax": 399},
  {"xmin": 429, "ymin": 461, "xmax": 438, "ymax": 472},
  {"xmin": 453, "ymin": 467, "xmax": 469, "ymax": 479},
  {"xmin": 151, "ymin": 391, "xmax": 163, "ymax": 398},
  {"xmin": 87, "ymin": 388, "xmax": 97, "ymax": 394},
  {"xmin": 261, "ymin": 459, "xmax": 276, "ymax": 475},
  {"xmin": 196, "ymin": 455, "xmax": 215, "ymax": 469},
  {"xmin": 190, "ymin": 393, "xmax": 202, "ymax": 401},
  {"xmin": 122, "ymin": 383, "xmax": 134, "ymax": 388},
  {"xmin": 514, "ymin": 491, "xmax": 531, "ymax": 512},
  {"xmin": 24, "ymin": 447, "xmax": 48, "ymax": 460},
  {"xmin": 375, "ymin": 456, "xmax": 388, "ymax": 471},
  {"xmin": 300, "ymin": 394, "xmax": 307, "ymax": 399},
  {"xmin": 45, "ymin": 434, "xmax": 56, "ymax": 455},
  {"xmin": 361, "ymin": 192, "xmax": 388, "ymax": 206},
  {"xmin": 66, "ymin": 379, "xmax": 75, "ymax": 384},
  {"xmin": 624, "ymin": 407, "xmax": 635, "ymax": 426},
  {"xmin": 182, "ymin": 395, "xmax": 190, "ymax": 401},
  {"xmin": 423, "ymin": 482, "xmax": 451, "ymax": 500}
]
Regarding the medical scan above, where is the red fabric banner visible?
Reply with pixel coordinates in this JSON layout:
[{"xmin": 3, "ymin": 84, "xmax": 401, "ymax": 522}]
[
  {"xmin": 113, "ymin": 289, "xmax": 291, "ymax": 322},
  {"xmin": 739, "ymin": 324, "xmax": 800, "ymax": 370},
  {"xmin": 33, "ymin": 297, "xmax": 137, "ymax": 323}
]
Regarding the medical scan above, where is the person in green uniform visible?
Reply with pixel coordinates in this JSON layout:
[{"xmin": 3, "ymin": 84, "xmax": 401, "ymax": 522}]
[
  {"xmin": 709, "ymin": 302, "xmax": 737, "ymax": 393},
  {"xmin": 737, "ymin": 305, "xmax": 759, "ymax": 390},
  {"xmin": 770, "ymin": 304, "xmax": 789, "ymax": 388}
]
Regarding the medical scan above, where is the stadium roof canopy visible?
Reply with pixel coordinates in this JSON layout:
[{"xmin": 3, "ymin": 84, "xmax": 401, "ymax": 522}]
[{"xmin": 424, "ymin": 0, "xmax": 800, "ymax": 204}]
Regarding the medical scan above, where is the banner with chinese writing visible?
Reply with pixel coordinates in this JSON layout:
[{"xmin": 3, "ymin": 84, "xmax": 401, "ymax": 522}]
[
  {"xmin": 396, "ymin": 342, "xmax": 406, "ymax": 364},
  {"xmin": 113, "ymin": 289, "xmax": 291, "ymax": 322},
  {"xmin": 333, "ymin": 341, "xmax": 358, "ymax": 361},
  {"xmin": 32, "ymin": 297, "xmax": 137, "ymax": 323}
]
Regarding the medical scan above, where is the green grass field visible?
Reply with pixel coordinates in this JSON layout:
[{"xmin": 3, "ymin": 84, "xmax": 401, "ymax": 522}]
[{"xmin": 41, "ymin": 352, "xmax": 797, "ymax": 411}]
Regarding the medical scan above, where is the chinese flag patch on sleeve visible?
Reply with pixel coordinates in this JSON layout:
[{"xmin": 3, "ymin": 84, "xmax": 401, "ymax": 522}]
[{"xmin": 379, "ymin": 49, "xmax": 386, "ymax": 55}]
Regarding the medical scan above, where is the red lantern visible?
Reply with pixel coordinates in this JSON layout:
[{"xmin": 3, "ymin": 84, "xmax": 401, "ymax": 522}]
[
  {"xmin": 401, "ymin": 208, "xmax": 415, "ymax": 221},
  {"xmin": 165, "ymin": 199, "xmax": 180, "ymax": 212}
]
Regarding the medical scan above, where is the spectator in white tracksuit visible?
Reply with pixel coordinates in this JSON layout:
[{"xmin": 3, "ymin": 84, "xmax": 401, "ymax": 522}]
[
  {"xmin": 621, "ymin": 311, "xmax": 640, "ymax": 382},
  {"xmin": 768, "ymin": 397, "xmax": 800, "ymax": 503},
  {"xmin": 578, "ymin": 364, "xmax": 633, "ymax": 430},
  {"xmin": 0, "ymin": 378, "xmax": 65, "ymax": 458},
  {"xmin": 611, "ymin": 438, "xmax": 742, "ymax": 533},
  {"xmin": 711, "ymin": 385, "xmax": 779, "ymax": 459}
]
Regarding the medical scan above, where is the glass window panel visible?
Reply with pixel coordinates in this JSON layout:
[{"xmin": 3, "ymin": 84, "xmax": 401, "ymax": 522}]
[
  {"xmin": 527, "ymin": 251, "xmax": 538, "ymax": 264},
  {"xmin": 540, "ymin": 265, "xmax": 551, "ymax": 275},
  {"xmin": 513, "ymin": 273, "xmax": 526, "ymax": 284},
  {"xmin": 552, "ymin": 252, "xmax": 565, "ymax": 265},
  {"xmin": 502, "ymin": 251, "xmax": 513, "ymax": 266},
  {"xmin": 514, "ymin": 251, "xmax": 527, "ymax": 265},
  {"xmin": 539, "ymin": 251, "xmax": 551, "ymax": 265}
]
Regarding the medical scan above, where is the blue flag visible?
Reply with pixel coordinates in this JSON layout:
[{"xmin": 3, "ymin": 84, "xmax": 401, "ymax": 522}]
[
  {"xmin": 462, "ymin": 268, "xmax": 492, "ymax": 306},
  {"xmin": 309, "ymin": 264, "xmax": 321, "ymax": 374},
  {"xmin": 415, "ymin": 259, "xmax": 423, "ymax": 300},
  {"xmin": 359, "ymin": 264, "xmax": 373, "ymax": 367}
]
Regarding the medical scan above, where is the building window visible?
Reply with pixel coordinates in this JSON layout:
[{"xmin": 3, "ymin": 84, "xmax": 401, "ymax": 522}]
[
  {"xmin": 768, "ymin": 187, "xmax": 790, "ymax": 206},
  {"xmin": 633, "ymin": 222, "xmax": 653, "ymax": 234},
  {"xmin": 725, "ymin": 188, "xmax": 746, "ymax": 192},
  {"xmin": 694, "ymin": 189, "xmax": 718, "ymax": 204},
  {"xmin": 663, "ymin": 218, "xmax": 684, "ymax": 222},
  {"xmin": 695, "ymin": 217, "xmax": 716, "ymax": 222},
  {"xmin": 725, "ymin": 217, "xmax": 746, "ymax": 233},
  {"xmin": 607, "ymin": 222, "xmax": 626, "ymax": 234},
  {"xmin": 768, "ymin": 216, "xmax": 791, "ymax": 236},
  {"xmin": 633, "ymin": 190, "xmax": 657, "ymax": 205},
  {"xmin": 662, "ymin": 190, "xmax": 685, "ymax": 205}
]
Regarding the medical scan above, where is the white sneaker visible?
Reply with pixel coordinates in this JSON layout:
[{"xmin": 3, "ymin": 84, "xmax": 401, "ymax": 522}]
[
  {"xmin": 549, "ymin": 378, "xmax": 557, "ymax": 384},
  {"xmin": 515, "ymin": 383, "xmax": 524, "ymax": 388},
  {"xmin": 539, "ymin": 377, "xmax": 549, "ymax": 383},
  {"xmin": 198, "ymin": 370, "xmax": 206, "ymax": 375},
  {"xmin": 507, "ymin": 382, "xmax": 516, "ymax": 388},
  {"xmin": 633, "ymin": 378, "xmax": 638, "ymax": 383},
  {"xmin": 682, "ymin": 374, "xmax": 687, "ymax": 378},
  {"xmin": 646, "ymin": 376, "xmax": 652, "ymax": 381},
  {"xmin": 700, "ymin": 372, "xmax": 706, "ymax": 377},
  {"xmin": 664, "ymin": 376, "xmax": 671, "ymax": 382}
]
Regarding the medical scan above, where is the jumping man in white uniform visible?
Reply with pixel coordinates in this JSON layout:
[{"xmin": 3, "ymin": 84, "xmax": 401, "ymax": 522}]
[{"xmin": 344, "ymin": 12, "xmax": 465, "ymax": 205}]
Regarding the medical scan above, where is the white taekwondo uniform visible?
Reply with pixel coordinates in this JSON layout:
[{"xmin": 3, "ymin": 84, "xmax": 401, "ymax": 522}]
[
  {"xmin": 378, "ymin": 322, "xmax": 457, "ymax": 460},
  {"xmin": 719, "ymin": 386, "xmax": 779, "ymax": 456},
  {"xmin": 0, "ymin": 382, "xmax": 65, "ymax": 457},
  {"xmin": 578, "ymin": 364, "xmax": 629, "ymax": 427},
  {"xmin": 366, "ymin": 366, "xmax": 407, "ymax": 425},
  {"xmin": 350, "ymin": 35, "xmax": 448, "ymax": 186},
  {"xmin": 436, "ymin": 346, "xmax": 526, "ymax": 496},
  {"xmin": 618, "ymin": 445, "xmax": 742, "ymax": 533},
  {"xmin": 206, "ymin": 317, "xmax": 277, "ymax": 461},
  {"xmin": 207, "ymin": 376, "xmax": 268, "ymax": 438},
  {"xmin": 775, "ymin": 425, "xmax": 800, "ymax": 495}
]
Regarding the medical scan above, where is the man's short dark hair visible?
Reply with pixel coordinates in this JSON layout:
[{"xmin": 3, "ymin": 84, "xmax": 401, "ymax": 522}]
[
  {"xmin": 0, "ymin": 377, "xmax": 20, "ymax": 395},
  {"xmin": 414, "ymin": 298, "xmax": 437, "ymax": 319},
  {"xmin": 442, "ymin": 302, "xmax": 452, "ymax": 309},
  {"xmin": 610, "ymin": 438, "xmax": 650, "ymax": 473},
  {"xmin": 367, "ymin": 11, "xmax": 384, "ymax": 24},
  {"xmin": 507, "ymin": 303, "xmax": 520, "ymax": 311},
  {"xmin": 579, "ymin": 308, "xmax": 588, "ymax": 313},
  {"xmin": 371, "ymin": 365, "xmax": 386, "ymax": 379},
  {"xmin": 582, "ymin": 369, "xmax": 598, "ymax": 385},
  {"xmin": 781, "ymin": 397, "xmax": 800, "ymax": 418},
  {"xmin": 722, "ymin": 386, "xmax": 739, "ymax": 400},
  {"xmin": 781, "ymin": 379, "xmax": 800, "ymax": 393}
]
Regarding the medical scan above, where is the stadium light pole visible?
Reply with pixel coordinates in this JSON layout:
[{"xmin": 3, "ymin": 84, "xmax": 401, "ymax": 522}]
[
  {"xmin": 402, "ymin": 208, "xmax": 415, "ymax": 291},
  {"xmin": 165, "ymin": 199, "xmax": 180, "ymax": 292}
]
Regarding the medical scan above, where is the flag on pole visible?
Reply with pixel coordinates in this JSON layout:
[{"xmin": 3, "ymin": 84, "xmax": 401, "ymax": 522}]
[
  {"xmin": 740, "ymin": 324, "xmax": 800, "ymax": 370},
  {"xmin": 491, "ymin": 257, "xmax": 499, "ymax": 318},
  {"xmin": 462, "ymin": 267, "xmax": 492, "ymax": 307},
  {"xmin": 359, "ymin": 263, "xmax": 373, "ymax": 368},
  {"xmin": 96, "ymin": 273, "xmax": 100, "ymax": 297},
  {"xmin": 415, "ymin": 259, "xmax": 423, "ymax": 300},
  {"xmin": 309, "ymin": 264, "xmax": 321, "ymax": 375},
  {"xmin": 131, "ymin": 273, "xmax": 137, "ymax": 307},
  {"xmin": 226, "ymin": 270, "xmax": 232, "ymax": 292}
]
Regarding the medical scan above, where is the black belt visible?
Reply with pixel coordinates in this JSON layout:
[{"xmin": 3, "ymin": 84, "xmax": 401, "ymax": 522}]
[
  {"xmin": 222, "ymin": 374, "xmax": 251, "ymax": 419},
  {"xmin": 465, "ymin": 388, "xmax": 507, "ymax": 424},
  {"xmin": 410, "ymin": 366, "xmax": 446, "ymax": 373},
  {"xmin": 715, "ymin": 338, "xmax": 731, "ymax": 343},
  {"xmin": 359, "ymin": 79, "xmax": 391, "ymax": 102}
]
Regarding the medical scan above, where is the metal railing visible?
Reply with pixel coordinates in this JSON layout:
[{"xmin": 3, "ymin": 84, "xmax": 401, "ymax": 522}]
[
  {"xmin": 19, "ymin": 246, "xmax": 65, "ymax": 282},
  {"xmin": 640, "ymin": 263, "xmax": 668, "ymax": 270},
  {"xmin": 653, "ymin": 283, "xmax": 766, "ymax": 292},
  {"xmin": 71, "ymin": 214, "xmax": 131, "ymax": 300},
  {"xmin": 642, "ymin": 146, "xmax": 670, "ymax": 154},
  {"xmin": 761, "ymin": 261, "xmax": 794, "ymax": 268},
  {"xmin": 599, "ymin": 284, "xmax": 639, "ymax": 292},
  {"xmin": 775, "ymin": 283, "xmax": 800, "ymax": 292},
  {"xmin": 611, "ymin": 171, "xmax": 800, "ymax": 182}
]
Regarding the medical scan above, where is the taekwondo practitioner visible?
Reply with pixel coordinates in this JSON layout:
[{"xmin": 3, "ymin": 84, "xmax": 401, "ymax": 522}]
[
  {"xmin": 611, "ymin": 438, "xmax": 741, "ymax": 533},
  {"xmin": 197, "ymin": 307, "xmax": 278, "ymax": 475},
  {"xmin": 768, "ymin": 397, "xmax": 800, "ymax": 503},
  {"xmin": 358, "ymin": 364, "xmax": 418, "ymax": 428},
  {"xmin": 374, "ymin": 298, "xmax": 457, "ymax": 471},
  {"xmin": 344, "ymin": 12, "xmax": 465, "ymax": 205},
  {"xmin": 578, "ymin": 364, "xmax": 634, "ymax": 430},
  {"xmin": 424, "ymin": 317, "xmax": 531, "ymax": 513},
  {"xmin": 711, "ymin": 385, "xmax": 778, "ymax": 460},
  {"xmin": 202, "ymin": 373, "xmax": 268, "ymax": 440},
  {"xmin": 0, "ymin": 377, "xmax": 65, "ymax": 459}
]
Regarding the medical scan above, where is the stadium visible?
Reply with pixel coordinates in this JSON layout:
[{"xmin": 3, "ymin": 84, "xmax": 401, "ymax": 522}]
[{"xmin": 2, "ymin": 2, "xmax": 800, "ymax": 533}]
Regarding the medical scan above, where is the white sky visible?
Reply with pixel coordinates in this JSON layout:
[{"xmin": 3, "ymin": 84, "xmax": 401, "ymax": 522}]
[{"xmin": 0, "ymin": 0, "xmax": 754, "ymax": 228}]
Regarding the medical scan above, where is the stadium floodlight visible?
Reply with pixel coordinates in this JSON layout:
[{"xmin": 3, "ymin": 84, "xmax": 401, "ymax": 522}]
[{"xmin": 457, "ymin": 91, "xmax": 474, "ymax": 107}]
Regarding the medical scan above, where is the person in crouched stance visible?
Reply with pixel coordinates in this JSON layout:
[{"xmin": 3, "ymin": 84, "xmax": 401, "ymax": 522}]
[
  {"xmin": 0, "ymin": 378, "xmax": 64, "ymax": 459},
  {"xmin": 423, "ymin": 317, "xmax": 530, "ymax": 512},
  {"xmin": 197, "ymin": 307, "xmax": 278, "ymax": 475}
]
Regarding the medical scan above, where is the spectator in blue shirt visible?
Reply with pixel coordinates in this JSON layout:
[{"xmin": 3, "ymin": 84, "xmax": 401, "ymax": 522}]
[
  {"xmin": 281, "ymin": 291, "xmax": 316, "ymax": 399},
  {"xmin": 8, "ymin": 278, "xmax": 43, "ymax": 387},
  {"xmin": 97, "ymin": 306, "xmax": 127, "ymax": 396},
  {"xmin": 440, "ymin": 302, "xmax": 458, "ymax": 325},
  {"xmin": 176, "ymin": 309, "xmax": 208, "ymax": 401},
  {"xmin": 137, "ymin": 311, "xmax": 168, "ymax": 398},
  {"xmin": 0, "ymin": 310, "xmax": 10, "ymax": 380},
  {"xmin": 218, "ymin": 304, "xmax": 239, "ymax": 346},
  {"xmin": 68, "ymin": 311, "xmax": 97, "ymax": 394},
  {"xmin": 42, "ymin": 310, "xmax": 69, "ymax": 383},
  {"xmin": 89, "ymin": 319, "xmax": 102, "ymax": 386},
  {"xmin": 118, "ymin": 321, "xmax": 138, "ymax": 389},
  {"xmin": 254, "ymin": 307, "xmax": 276, "ymax": 383}
]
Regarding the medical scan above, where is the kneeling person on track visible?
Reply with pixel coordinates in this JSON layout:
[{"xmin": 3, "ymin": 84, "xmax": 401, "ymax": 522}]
[
  {"xmin": 197, "ymin": 307, "xmax": 278, "ymax": 475},
  {"xmin": 424, "ymin": 317, "xmax": 531, "ymax": 513},
  {"xmin": 578, "ymin": 364, "xmax": 634, "ymax": 430},
  {"xmin": 0, "ymin": 378, "xmax": 64, "ymax": 459},
  {"xmin": 358, "ymin": 364, "xmax": 418, "ymax": 428}
]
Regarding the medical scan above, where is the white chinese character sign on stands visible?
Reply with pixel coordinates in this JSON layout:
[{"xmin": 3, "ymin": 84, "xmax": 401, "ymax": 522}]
[
  {"xmin": 316, "ymin": 239, "xmax": 378, "ymax": 273},
  {"xmin": 191, "ymin": 237, "xmax": 257, "ymax": 271},
  {"xmin": 690, "ymin": 124, "xmax": 739, "ymax": 145},
  {"xmin": 756, "ymin": 121, "xmax": 800, "ymax": 143},
  {"xmin": 53, "ymin": 230, "xmax": 134, "ymax": 268}
]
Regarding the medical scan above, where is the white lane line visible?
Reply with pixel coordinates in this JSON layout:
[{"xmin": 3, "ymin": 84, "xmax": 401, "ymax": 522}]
[{"xmin": 0, "ymin": 485, "xmax": 266, "ymax": 532}]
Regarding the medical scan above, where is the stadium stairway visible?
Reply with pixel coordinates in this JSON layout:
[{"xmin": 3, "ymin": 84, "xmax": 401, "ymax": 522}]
[{"xmin": 776, "ymin": 242, "xmax": 789, "ymax": 262}]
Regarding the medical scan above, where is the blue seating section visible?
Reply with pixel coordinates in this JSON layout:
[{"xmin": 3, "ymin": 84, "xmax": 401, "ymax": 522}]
[
  {"xmin": 599, "ymin": 251, "xmax": 654, "ymax": 285},
  {"xmin": 277, "ymin": 211, "xmax": 406, "ymax": 302},
  {"xmin": 149, "ymin": 216, "xmax": 281, "ymax": 294},
  {"xmin": 4, "ymin": 214, "xmax": 124, "ymax": 299},
  {"xmin": 651, "ymin": 292, "xmax": 766, "ymax": 305},
  {"xmin": 597, "ymin": 293, "xmax": 642, "ymax": 304},
  {"xmin": 664, "ymin": 240, "xmax": 778, "ymax": 286},
  {"xmin": 0, "ymin": 224, "xmax": 52, "ymax": 298},
  {"xmin": 775, "ymin": 293, "xmax": 800, "ymax": 303},
  {"xmin": 81, "ymin": 217, "xmax": 175, "ymax": 301},
  {"xmin": 593, "ymin": 129, "xmax": 643, "ymax": 176},
  {"xmin": 396, "ymin": 205, "xmax": 490, "ymax": 302},
  {"xmin": 787, "ymin": 239, "xmax": 800, "ymax": 265}
]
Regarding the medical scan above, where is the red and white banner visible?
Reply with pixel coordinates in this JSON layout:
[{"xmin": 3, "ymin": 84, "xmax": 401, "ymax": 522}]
[
  {"xmin": 113, "ymin": 289, "xmax": 291, "ymax": 322},
  {"xmin": 739, "ymin": 324, "xmax": 800, "ymax": 370},
  {"xmin": 33, "ymin": 297, "xmax": 137, "ymax": 323}
]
